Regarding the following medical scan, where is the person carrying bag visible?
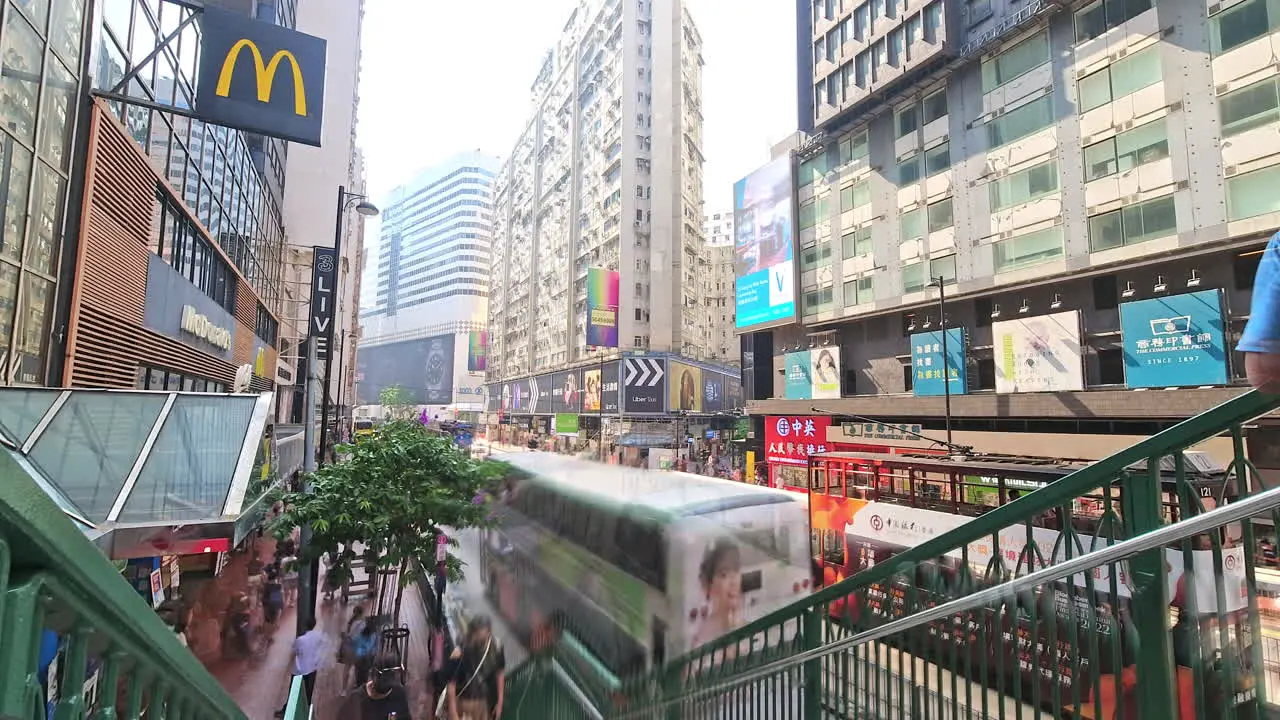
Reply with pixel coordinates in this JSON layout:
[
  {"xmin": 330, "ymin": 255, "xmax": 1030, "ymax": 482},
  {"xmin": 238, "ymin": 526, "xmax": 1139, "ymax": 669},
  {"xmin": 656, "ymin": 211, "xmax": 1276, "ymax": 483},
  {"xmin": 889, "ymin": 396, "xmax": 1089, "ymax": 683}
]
[{"xmin": 439, "ymin": 616, "xmax": 504, "ymax": 720}]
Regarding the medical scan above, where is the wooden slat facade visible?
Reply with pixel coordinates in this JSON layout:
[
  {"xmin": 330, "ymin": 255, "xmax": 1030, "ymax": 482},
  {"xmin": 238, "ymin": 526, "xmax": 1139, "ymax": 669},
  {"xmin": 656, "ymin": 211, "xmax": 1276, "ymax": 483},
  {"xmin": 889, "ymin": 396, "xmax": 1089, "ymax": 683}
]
[{"xmin": 63, "ymin": 101, "xmax": 280, "ymax": 391}]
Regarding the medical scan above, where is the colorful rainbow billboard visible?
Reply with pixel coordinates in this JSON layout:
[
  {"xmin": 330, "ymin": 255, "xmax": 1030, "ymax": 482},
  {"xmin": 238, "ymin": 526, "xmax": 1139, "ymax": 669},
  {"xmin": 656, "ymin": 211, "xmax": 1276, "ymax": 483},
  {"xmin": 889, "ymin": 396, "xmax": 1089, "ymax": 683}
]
[
  {"xmin": 586, "ymin": 268, "xmax": 619, "ymax": 348},
  {"xmin": 467, "ymin": 330, "xmax": 489, "ymax": 372}
]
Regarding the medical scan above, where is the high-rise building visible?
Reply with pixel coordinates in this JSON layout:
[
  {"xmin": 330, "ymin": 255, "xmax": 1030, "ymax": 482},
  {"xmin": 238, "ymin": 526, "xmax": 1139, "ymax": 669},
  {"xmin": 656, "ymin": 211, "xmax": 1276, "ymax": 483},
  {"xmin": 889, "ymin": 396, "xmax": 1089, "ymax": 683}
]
[
  {"xmin": 740, "ymin": 0, "xmax": 1280, "ymax": 473},
  {"xmin": 487, "ymin": 0, "xmax": 706, "ymax": 380},
  {"xmin": 281, "ymin": 0, "xmax": 370, "ymax": 422},
  {"xmin": 698, "ymin": 211, "xmax": 737, "ymax": 367}
]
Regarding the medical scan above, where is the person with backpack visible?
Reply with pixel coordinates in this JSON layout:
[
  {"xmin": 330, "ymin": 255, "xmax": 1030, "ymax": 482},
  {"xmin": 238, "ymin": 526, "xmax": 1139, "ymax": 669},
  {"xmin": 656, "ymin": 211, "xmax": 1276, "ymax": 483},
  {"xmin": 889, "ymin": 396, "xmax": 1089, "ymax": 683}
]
[
  {"xmin": 443, "ymin": 616, "xmax": 505, "ymax": 720},
  {"xmin": 351, "ymin": 620, "xmax": 381, "ymax": 688}
]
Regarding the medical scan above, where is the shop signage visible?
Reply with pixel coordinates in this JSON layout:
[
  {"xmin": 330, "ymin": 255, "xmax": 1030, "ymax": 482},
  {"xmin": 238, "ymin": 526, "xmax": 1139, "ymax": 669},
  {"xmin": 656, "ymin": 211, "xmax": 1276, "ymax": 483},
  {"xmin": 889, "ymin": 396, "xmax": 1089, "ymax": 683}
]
[
  {"xmin": 195, "ymin": 6, "xmax": 328, "ymax": 146},
  {"xmin": 275, "ymin": 357, "xmax": 294, "ymax": 386},
  {"xmin": 308, "ymin": 246, "xmax": 337, "ymax": 362},
  {"xmin": 765, "ymin": 415, "xmax": 833, "ymax": 467},
  {"xmin": 842, "ymin": 422, "xmax": 923, "ymax": 442},
  {"xmin": 554, "ymin": 413, "xmax": 580, "ymax": 436},
  {"xmin": 180, "ymin": 305, "xmax": 232, "ymax": 350},
  {"xmin": 1119, "ymin": 289, "xmax": 1228, "ymax": 388},
  {"xmin": 910, "ymin": 329, "xmax": 967, "ymax": 397},
  {"xmin": 960, "ymin": 0, "xmax": 1055, "ymax": 58}
]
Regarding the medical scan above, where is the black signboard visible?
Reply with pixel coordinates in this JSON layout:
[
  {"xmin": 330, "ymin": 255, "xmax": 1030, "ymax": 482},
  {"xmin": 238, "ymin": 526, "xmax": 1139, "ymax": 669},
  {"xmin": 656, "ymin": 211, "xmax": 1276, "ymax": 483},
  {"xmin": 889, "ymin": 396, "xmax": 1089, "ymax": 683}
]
[
  {"xmin": 726, "ymin": 374, "xmax": 745, "ymax": 410},
  {"xmin": 196, "ymin": 6, "xmax": 328, "ymax": 146},
  {"xmin": 703, "ymin": 372, "xmax": 726, "ymax": 413},
  {"xmin": 355, "ymin": 334, "xmax": 454, "ymax": 405},
  {"xmin": 307, "ymin": 246, "xmax": 337, "ymax": 362},
  {"xmin": 551, "ymin": 370, "xmax": 582, "ymax": 413},
  {"xmin": 421, "ymin": 334, "xmax": 454, "ymax": 404},
  {"xmin": 601, "ymin": 361, "xmax": 621, "ymax": 413},
  {"xmin": 623, "ymin": 357, "xmax": 665, "ymax": 413}
]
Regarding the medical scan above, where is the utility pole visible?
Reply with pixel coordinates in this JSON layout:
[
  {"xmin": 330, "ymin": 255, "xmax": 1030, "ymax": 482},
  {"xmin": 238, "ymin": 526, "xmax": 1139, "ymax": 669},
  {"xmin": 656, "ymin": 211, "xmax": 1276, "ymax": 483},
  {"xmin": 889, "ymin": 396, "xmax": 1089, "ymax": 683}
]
[
  {"xmin": 933, "ymin": 277, "xmax": 954, "ymax": 449},
  {"xmin": 297, "ymin": 338, "xmax": 319, "ymax": 634}
]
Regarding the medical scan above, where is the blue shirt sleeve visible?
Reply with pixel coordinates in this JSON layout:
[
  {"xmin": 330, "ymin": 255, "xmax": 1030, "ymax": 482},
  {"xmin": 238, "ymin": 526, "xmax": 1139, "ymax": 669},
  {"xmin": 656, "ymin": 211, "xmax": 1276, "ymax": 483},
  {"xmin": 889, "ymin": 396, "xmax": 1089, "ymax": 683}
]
[{"xmin": 1239, "ymin": 232, "xmax": 1280, "ymax": 354}]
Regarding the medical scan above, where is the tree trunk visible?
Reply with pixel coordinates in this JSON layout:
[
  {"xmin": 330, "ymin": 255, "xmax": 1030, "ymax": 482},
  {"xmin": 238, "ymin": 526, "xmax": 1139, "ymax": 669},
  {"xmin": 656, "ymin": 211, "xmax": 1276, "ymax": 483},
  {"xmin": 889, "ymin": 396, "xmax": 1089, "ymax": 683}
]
[{"xmin": 392, "ymin": 557, "xmax": 408, "ymax": 627}]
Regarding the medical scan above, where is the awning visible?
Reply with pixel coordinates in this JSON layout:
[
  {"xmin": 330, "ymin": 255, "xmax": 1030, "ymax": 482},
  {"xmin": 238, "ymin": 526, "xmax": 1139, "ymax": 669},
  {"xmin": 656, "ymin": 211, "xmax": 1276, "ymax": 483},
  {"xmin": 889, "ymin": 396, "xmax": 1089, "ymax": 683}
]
[{"xmin": 0, "ymin": 388, "xmax": 282, "ymax": 559}]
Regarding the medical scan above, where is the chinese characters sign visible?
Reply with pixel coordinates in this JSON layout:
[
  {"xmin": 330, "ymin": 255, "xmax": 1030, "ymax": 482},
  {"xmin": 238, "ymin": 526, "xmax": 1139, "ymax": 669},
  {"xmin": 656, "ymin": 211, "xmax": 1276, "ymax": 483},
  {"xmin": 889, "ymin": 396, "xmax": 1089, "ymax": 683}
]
[
  {"xmin": 842, "ymin": 422, "xmax": 923, "ymax": 442},
  {"xmin": 909, "ymin": 329, "xmax": 967, "ymax": 397},
  {"xmin": 992, "ymin": 310, "xmax": 1084, "ymax": 393},
  {"xmin": 764, "ymin": 415, "xmax": 832, "ymax": 467},
  {"xmin": 1119, "ymin": 289, "xmax": 1227, "ymax": 388}
]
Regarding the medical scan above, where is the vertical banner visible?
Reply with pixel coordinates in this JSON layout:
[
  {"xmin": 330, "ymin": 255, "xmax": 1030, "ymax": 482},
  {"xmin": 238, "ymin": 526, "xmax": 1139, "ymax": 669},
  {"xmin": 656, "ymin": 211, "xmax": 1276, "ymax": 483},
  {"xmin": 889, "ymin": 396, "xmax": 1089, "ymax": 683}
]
[
  {"xmin": 583, "ymin": 367, "xmax": 603, "ymax": 412},
  {"xmin": 811, "ymin": 346, "xmax": 841, "ymax": 399},
  {"xmin": 467, "ymin": 331, "xmax": 489, "ymax": 372},
  {"xmin": 601, "ymin": 360, "xmax": 621, "ymax": 413},
  {"xmin": 307, "ymin": 246, "xmax": 337, "ymax": 362},
  {"xmin": 587, "ymin": 268, "xmax": 620, "ymax": 348},
  {"xmin": 734, "ymin": 156, "xmax": 797, "ymax": 329},
  {"xmin": 993, "ymin": 310, "xmax": 1084, "ymax": 393},
  {"xmin": 785, "ymin": 351, "xmax": 812, "ymax": 400},
  {"xmin": 669, "ymin": 361, "xmax": 703, "ymax": 412},
  {"xmin": 623, "ymin": 358, "xmax": 666, "ymax": 413},
  {"xmin": 910, "ymin": 329, "xmax": 967, "ymax": 397},
  {"xmin": 422, "ymin": 334, "xmax": 456, "ymax": 404},
  {"xmin": 1120, "ymin": 289, "xmax": 1228, "ymax": 388}
]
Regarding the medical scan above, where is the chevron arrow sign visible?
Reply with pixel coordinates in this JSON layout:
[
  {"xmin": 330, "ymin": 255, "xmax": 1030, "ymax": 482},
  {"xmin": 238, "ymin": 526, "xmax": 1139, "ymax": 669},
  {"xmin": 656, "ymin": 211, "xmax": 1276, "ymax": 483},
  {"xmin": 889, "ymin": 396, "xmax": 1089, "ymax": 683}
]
[{"xmin": 623, "ymin": 358, "xmax": 666, "ymax": 413}]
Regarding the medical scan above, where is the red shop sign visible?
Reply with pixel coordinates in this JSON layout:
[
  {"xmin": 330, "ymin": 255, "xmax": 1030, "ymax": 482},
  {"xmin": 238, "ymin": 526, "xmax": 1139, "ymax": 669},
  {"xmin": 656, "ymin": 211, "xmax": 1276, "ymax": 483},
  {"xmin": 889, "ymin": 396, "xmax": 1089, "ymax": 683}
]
[{"xmin": 765, "ymin": 416, "xmax": 833, "ymax": 467}]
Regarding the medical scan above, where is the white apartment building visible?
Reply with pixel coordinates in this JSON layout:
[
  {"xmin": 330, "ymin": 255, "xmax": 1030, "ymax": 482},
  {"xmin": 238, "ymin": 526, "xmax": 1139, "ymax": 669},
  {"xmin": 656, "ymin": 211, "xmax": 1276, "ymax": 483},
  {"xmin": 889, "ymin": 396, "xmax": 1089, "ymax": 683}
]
[
  {"xmin": 697, "ymin": 210, "xmax": 737, "ymax": 367},
  {"xmin": 280, "ymin": 0, "xmax": 369, "ymax": 421},
  {"xmin": 487, "ymin": 0, "xmax": 706, "ymax": 380}
]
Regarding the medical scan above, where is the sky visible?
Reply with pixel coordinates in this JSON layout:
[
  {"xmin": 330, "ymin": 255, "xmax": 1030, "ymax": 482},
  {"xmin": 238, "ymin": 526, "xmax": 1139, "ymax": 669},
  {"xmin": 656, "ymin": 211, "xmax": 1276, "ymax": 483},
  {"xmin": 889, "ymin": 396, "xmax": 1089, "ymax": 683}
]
[{"xmin": 355, "ymin": 0, "xmax": 798, "ymax": 212}]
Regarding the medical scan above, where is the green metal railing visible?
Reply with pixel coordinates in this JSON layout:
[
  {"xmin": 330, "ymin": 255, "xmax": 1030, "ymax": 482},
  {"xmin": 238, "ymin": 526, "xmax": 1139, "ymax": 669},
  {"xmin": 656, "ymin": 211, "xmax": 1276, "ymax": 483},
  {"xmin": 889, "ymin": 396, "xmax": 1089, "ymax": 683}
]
[
  {"xmin": 504, "ymin": 389, "xmax": 1280, "ymax": 719},
  {"xmin": 0, "ymin": 449, "xmax": 249, "ymax": 720}
]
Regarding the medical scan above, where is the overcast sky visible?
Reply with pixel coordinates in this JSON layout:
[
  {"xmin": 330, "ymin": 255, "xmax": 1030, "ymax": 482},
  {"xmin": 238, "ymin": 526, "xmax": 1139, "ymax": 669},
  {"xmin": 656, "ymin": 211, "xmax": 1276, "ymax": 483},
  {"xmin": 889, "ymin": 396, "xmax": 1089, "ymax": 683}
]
[{"xmin": 355, "ymin": 0, "xmax": 798, "ymax": 211}]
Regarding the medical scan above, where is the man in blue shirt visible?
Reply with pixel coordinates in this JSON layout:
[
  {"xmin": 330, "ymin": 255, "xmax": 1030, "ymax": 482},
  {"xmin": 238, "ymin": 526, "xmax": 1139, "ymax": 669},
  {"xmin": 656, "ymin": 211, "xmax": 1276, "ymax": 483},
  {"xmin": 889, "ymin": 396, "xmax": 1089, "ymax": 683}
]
[{"xmin": 1241, "ymin": 234, "xmax": 1280, "ymax": 392}]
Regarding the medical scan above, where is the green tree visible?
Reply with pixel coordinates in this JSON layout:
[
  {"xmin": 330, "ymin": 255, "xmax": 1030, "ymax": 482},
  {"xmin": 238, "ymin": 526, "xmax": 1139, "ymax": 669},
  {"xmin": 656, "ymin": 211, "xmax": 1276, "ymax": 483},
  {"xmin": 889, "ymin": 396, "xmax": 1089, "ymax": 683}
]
[
  {"xmin": 379, "ymin": 385, "xmax": 417, "ymax": 420},
  {"xmin": 272, "ymin": 417, "xmax": 505, "ymax": 623}
]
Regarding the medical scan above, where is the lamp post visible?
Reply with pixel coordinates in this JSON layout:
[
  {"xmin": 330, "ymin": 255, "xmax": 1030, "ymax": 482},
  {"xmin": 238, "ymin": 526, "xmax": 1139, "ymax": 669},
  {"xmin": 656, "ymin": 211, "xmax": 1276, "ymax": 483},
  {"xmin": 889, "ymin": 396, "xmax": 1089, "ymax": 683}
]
[
  {"xmin": 930, "ymin": 276, "xmax": 954, "ymax": 449},
  {"xmin": 318, "ymin": 186, "xmax": 378, "ymax": 466}
]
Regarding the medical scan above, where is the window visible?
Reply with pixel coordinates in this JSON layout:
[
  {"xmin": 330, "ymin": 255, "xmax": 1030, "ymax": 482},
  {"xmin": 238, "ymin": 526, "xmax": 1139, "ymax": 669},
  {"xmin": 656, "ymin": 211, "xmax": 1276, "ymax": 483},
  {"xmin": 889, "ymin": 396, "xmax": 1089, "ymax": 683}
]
[
  {"xmin": 1082, "ymin": 119, "xmax": 1169, "ymax": 181},
  {"xmin": 800, "ymin": 200, "xmax": 818, "ymax": 229},
  {"xmin": 993, "ymin": 226, "xmax": 1065, "ymax": 272},
  {"xmin": 1088, "ymin": 195, "xmax": 1177, "ymax": 251},
  {"xmin": 888, "ymin": 27, "xmax": 904, "ymax": 66},
  {"xmin": 1227, "ymin": 164, "xmax": 1280, "ymax": 220},
  {"xmin": 900, "ymin": 208, "xmax": 924, "ymax": 241},
  {"xmin": 1077, "ymin": 45, "xmax": 1161, "ymax": 112},
  {"xmin": 844, "ymin": 276, "xmax": 874, "ymax": 305},
  {"xmin": 840, "ymin": 129, "xmax": 869, "ymax": 164},
  {"xmin": 922, "ymin": 88, "xmax": 948, "ymax": 124},
  {"xmin": 927, "ymin": 197, "xmax": 954, "ymax": 232},
  {"xmin": 903, "ymin": 261, "xmax": 926, "ymax": 292},
  {"xmin": 931, "ymin": 254, "xmax": 957, "ymax": 285},
  {"xmin": 925, "ymin": 142, "xmax": 950, "ymax": 175},
  {"xmin": 924, "ymin": 1, "xmax": 943, "ymax": 41},
  {"xmin": 981, "ymin": 31, "xmax": 1050, "ymax": 92},
  {"xmin": 855, "ymin": 51, "xmax": 871, "ymax": 87},
  {"xmin": 989, "ymin": 159, "xmax": 1059, "ymax": 210},
  {"xmin": 1220, "ymin": 76, "xmax": 1280, "ymax": 137},
  {"xmin": 970, "ymin": 0, "xmax": 994, "ymax": 22},
  {"xmin": 899, "ymin": 154, "xmax": 922, "ymax": 185},
  {"xmin": 842, "ymin": 226, "xmax": 872, "ymax": 257},
  {"xmin": 986, "ymin": 96, "xmax": 1053, "ymax": 147},
  {"xmin": 1210, "ymin": 0, "xmax": 1279, "ymax": 55},
  {"xmin": 799, "ymin": 154, "xmax": 829, "ymax": 186},
  {"xmin": 855, "ymin": 3, "xmax": 870, "ymax": 39},
  {"xmin": 814, "ymin": 37, "xmax": 826, "ymax": 68},
  {"xmin": 1075, "ymin": 0, "xmax": 1153, "ymax": 43},
  {"xmin": 803, "ymin": 286, "xmax": 835, "ymax": 313},
  {"xmin": 902, "ymin": 255, "xmax": 955, "ymax": 293},
  {"xmin": 841, "ymin": 180, "xmax": 870, "ymax": 210},
  {"xmin": 801, "ymin": 243, "xmax": 833, "ymax": 270},
  {"xmin": 897, "ymin": 103, "xmax": 920, "ymax": 138}
]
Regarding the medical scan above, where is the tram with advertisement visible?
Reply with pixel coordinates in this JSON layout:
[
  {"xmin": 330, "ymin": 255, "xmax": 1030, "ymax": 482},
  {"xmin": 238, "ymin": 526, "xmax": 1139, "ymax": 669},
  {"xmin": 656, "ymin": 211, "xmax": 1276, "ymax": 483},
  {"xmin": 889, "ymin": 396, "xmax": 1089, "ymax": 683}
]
[{"xmin": 805, "ymin": 450, "xmax": 1260, "ymax": 719}]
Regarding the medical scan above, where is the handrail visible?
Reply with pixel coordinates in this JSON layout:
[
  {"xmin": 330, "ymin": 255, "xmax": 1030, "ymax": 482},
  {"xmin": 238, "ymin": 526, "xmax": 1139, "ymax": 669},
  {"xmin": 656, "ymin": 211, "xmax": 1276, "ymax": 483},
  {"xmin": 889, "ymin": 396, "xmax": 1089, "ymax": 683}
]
[
  {"xmin": 646, "ymin": 389, "xmax": 1280, "ymax": 673},
  {"xmin": 612, "ymin": 479, "xmax": 1280, "ymax": 716}
]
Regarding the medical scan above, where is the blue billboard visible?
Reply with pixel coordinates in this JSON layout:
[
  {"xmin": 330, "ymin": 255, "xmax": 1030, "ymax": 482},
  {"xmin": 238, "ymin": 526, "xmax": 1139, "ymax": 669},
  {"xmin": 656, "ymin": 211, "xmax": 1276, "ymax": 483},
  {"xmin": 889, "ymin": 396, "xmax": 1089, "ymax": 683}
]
[
  {"xmin": 784, "ymin": 350, "xmax": 812, "ymax": 400},
  {"xmin": 1120, "ymin": 289, "xmax": 1228, "ymax": 388},
  {"xmin": 734, "ymin": 156, "xmax": 796, "ymax": 329},
  {"xmin": 910, "ymin": 329, "xmax": 967, "ymax": 397}
]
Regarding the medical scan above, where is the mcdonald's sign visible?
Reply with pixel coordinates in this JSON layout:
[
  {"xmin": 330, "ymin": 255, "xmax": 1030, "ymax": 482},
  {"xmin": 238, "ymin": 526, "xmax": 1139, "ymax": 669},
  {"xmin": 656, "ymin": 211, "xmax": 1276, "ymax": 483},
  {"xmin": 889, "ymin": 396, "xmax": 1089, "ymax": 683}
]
[{"xmin": 195, "ymin": 7, "xmax": 327, "ymax": 146}]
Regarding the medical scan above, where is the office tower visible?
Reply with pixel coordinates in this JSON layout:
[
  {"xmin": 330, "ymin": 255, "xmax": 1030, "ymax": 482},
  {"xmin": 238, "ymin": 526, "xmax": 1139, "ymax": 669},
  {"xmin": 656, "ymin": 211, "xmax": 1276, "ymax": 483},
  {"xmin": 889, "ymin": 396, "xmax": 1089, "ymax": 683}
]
[
  {"xmin": 742, "ymin": 0, "xmax": 1280, "ymax": 473},
  {"xmin": 699, "ymin": 210, "xmax": 738, "ymax": 367},
  {"xmin": 487, "ymin": 0, "xmax": 706, "ymax": 380},
  {"xmin": 355, "ymin": 153, "xmax": 499, "ymax": 416}
]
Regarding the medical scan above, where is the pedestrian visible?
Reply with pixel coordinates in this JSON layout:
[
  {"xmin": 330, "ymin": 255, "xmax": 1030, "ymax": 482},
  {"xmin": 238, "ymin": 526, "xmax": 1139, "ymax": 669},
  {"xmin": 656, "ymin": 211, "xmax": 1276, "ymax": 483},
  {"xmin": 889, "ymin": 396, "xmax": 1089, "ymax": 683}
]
[
  {"xmin": 443, "ymin": 615, "xmax": 505, "ymax": 720},
  {"xmin": 1242, "ymin": 234, "xmax": 1280, "ymax": 392},
  {"xmin": 276, "ymin": 617, "xmax": 325, "ymax": 717},
  {"xmin": 223, "ymin": 593, "xmax": 253, "ymax": 659},
  {"xmin": 351, "ymin": 619, "xmax": 381, "ymax": 687},
  {"xmin": 280, "ymin": 553, "xmax": 300, "ymax": 608},
  {"xmin": 262, "ymin": 564, "xmax": 285, "ymax": 626},
  {"xmin": 339, "ymin": 605, "xmax": 368, "ymax": 687},
  {"xmin": 336, "ymin": 653, "xmax": 411, "ymax": 720},
  {"xmin": 246, "ymin": 553, "xmax": 265, "ymax": 615}
]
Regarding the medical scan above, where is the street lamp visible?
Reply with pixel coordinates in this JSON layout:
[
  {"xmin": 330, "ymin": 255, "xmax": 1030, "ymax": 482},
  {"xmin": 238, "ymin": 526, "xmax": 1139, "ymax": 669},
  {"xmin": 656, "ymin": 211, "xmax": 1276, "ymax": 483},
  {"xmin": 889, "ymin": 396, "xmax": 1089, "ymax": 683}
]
[
  {"xmin": 319, "ymin": 186, "xmax": 378, "ymax": 465},
  {"xmin": 930, "ymin": 276, "xmax": 954, "ymax": 449}
]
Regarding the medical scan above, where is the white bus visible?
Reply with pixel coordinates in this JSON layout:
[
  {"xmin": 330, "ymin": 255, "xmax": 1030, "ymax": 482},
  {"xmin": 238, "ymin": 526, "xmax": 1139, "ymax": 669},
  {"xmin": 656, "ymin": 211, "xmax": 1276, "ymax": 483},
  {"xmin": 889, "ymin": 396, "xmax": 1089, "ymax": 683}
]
[{"xmin": 481, "ymin": 453, "xmax": 810, "ymax": 674}]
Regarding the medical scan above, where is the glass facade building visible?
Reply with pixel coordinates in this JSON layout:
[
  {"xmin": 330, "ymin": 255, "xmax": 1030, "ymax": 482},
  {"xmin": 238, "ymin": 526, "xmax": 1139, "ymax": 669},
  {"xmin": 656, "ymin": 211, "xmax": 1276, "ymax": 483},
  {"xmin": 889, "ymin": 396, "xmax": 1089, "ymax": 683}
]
[{"xmin": 0, "ymin": 0, "xmax": 86, "ymax": 385}]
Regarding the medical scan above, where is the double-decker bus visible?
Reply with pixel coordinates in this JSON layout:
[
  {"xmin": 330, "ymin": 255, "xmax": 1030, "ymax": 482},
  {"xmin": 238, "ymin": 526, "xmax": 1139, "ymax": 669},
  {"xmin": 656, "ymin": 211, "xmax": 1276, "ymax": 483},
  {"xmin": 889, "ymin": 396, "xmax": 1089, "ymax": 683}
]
[
  {"xmin": 807, "ymin": 450, "xmax": 1259, "ymax": 719},
  {"xmin": 481, "ymin": 452, "xmax": 810, "ymax": 675}
]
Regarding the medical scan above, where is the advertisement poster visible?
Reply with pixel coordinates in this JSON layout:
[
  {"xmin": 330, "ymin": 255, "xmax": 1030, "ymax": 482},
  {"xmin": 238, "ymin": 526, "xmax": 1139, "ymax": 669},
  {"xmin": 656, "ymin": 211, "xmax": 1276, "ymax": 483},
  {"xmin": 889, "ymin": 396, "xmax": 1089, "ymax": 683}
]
[
  {"xmin": 764, "ymin": 416, "xmax": 833, "ymax": 467},
  {"xmin": 734, "ymin": 156, "xmax": 797, "ymax": 329},
  {"xmin": 600, "ymin": 361, "xmax": 621, "ymax": 413},
  {"xmin": 467, "ymin": 331, "xmax": 489, "ymax": 372},
  {"xmin": 993, "ymin": 310, "xmax": 1084, "ymax": 393},
  {"xmin": 669, "ymin": 361, "xmax": 703, "ymax": 412},
  {"xmin": 703, "ymin": 372, "xmax": 726, "ymax": 412},
  {"xmin": 1120, "ymin": 289, "xmax": 1228, "ymax": 388},
  {"xmin": 784, "ymin": 351, "xmax": 812, "ymax": 400},
  {"xmin": 527, "ymin": 376, "xmax": 543, "ymax": 414},
  {"xmin": 552, "ymin": 370, "xmax": 581, "ymax": 413},
  {"xmin": 623, "ymin": 357, "xmax": 665, "ymax": 413},
  {"xmin": 355, "ymin": 334, "xmax": 456, "ymax": 405},
  {"xmin": 586, "ymin": 268, "xmax": 620, "ymax": 348},
  {"xmin": 554, "ymin": 414, "xmax": 579, "ymax": 436},
  {"xmin": 910, "ymin": 329, "xmax": 967, "ymax": 397},
  {"xmin": 811, "ymin": 346, "xmax": 841, "ymax": 399},
  {"xmin": 583, "ymin": 368, "xmax": 603, "ymax": 412}
]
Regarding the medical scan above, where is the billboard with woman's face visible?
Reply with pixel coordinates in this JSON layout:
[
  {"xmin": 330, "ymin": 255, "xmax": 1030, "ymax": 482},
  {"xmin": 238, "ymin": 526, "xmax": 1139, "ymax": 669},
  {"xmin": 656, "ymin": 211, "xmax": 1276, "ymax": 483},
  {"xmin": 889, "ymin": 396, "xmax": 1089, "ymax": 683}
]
[
  {"xmin": 734, "ymin": 156, "xmax": 796, "ymax": 330},
  {"xmin": 669, "ymin": 362, "xmax": 703, "ymax": 412}
]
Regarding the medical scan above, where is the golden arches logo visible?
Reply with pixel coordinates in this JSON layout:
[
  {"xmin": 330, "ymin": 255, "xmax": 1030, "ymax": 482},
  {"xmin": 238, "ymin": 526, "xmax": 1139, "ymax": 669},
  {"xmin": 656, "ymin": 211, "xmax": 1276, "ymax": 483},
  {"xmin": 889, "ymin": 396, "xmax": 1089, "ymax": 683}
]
[{"xmin": 215, "ymin": 39, "xmax": 307, "ymax": 116}]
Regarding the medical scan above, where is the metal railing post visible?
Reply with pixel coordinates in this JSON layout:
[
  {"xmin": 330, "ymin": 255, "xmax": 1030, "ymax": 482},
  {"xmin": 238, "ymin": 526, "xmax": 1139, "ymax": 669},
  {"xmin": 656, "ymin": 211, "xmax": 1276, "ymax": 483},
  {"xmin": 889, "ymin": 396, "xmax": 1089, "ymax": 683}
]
[
  {"xmin": 803, "ymin": 608, "xmax": 823, "ymax": 719},
  {"xmin": 1125, "ymin": 464, "xmax": 1177, "ymax": 718}
]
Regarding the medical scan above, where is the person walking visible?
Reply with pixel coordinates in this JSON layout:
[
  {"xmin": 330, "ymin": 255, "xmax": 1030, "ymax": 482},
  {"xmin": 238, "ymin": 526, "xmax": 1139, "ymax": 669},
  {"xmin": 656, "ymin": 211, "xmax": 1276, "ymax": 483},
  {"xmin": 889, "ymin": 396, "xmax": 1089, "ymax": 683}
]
[
  {"xmin": 350, "ymin": 620, "xmax": 381, "ymax": 688},
  {"xmin": 276, "ymin": 617, "xmax": 325, "ymax": 717},
  {"xmin": 444, "ymin": 616, "xmax": 505, "ymax": 720},
  {"xmin": 339, "ymin": 605, "xmax": 368, "ymax": 688},
  {"xmin": 246, "ymin": 554, "xmax": 265, "ymax": 616},
  {"xmin": 280, "ymin": 553, "xmax": 300, "ymax": 608},
  {"xmin": 262, "ymin": 564, "xmax": 285, "ymax": 628},
  {"xmin": 336, "ymin": 654, "xmax": 412, "ymax": 720}
]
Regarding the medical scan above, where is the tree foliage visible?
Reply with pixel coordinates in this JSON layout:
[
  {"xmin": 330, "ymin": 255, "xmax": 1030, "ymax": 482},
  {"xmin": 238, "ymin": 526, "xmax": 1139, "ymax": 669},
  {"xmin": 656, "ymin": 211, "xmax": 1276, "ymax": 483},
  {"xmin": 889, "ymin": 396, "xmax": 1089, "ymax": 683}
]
[
  {"xmin": 271, "ymin": 418, "xmax": 505, "ymax": 594},
  {"xmin": 379, "ymin": 385, "xmax": 417, "ymax": 420}
]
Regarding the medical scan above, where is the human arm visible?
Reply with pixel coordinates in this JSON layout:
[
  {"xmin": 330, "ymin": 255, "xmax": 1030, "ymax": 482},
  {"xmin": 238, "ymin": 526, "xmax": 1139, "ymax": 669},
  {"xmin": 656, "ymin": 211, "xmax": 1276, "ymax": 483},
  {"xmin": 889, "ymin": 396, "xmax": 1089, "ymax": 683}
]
[
  {"xmin": 493, "ymin": 646, "xmax": 507, "ymax": 718},
  {"xmin": 1239, "ymin": 234, "xmax": 1280, "ymax": 392}
]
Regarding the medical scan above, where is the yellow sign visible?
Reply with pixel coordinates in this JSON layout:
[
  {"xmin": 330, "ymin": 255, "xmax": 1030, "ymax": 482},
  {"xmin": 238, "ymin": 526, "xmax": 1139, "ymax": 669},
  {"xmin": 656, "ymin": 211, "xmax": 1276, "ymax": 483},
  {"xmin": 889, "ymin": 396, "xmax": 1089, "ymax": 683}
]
[
  {"xmin": 254, "ymin": 347, "xmax": 267, "ymax": 377},
  {"xmin": 215, "ymin": 40, "xmax": 308, "ymax": 117},
  {"xmin": 746, "ymin": 451, "xmax": 756, "ymax": 484}
]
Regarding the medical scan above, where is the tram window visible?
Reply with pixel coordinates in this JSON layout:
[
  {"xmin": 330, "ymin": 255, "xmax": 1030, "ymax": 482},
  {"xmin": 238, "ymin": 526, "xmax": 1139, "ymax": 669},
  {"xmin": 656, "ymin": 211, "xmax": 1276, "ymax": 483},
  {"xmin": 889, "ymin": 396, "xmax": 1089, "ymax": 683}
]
[
  {"xmin": 812, "ymin": 468, "xmax": 827, "ymax": 492},
  {"xmin": 830, "ymin": 468, "xmax": 844, "ymax": 495},
  {"xmin": 822, "ymin": 529, "xmax": 845, "ymax": 565}
]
